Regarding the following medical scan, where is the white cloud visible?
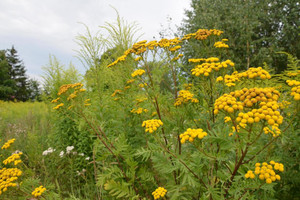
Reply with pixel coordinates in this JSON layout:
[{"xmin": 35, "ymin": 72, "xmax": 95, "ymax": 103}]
[{"xmin": 0, "ymin": 0, "xmax": 191, "ymax": 81}]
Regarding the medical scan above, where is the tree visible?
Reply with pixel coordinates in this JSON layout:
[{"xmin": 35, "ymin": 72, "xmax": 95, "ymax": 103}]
[
  {"xmin": 179, "ymin": 0, "xmax": 300, "ymax": 73},
  {"xmin": 6, "ymin": 46, "xmax": 30, "ymax": 101},
  {"xmin": 27, "ymin": 79, "xmax": 41, "ymax": 101},
  {"xmin": 0, "ymin": 50, "xmax": 15, "ymax": 100}
]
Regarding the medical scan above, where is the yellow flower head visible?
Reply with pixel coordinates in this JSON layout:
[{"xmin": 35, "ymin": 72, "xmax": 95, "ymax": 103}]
[
  {"xmin": 152, "ymin": 187, "xmax": 167, "ymax": 200},
  {"xmin": 142, "ymin": 119, "xmax": 163, "ymax": 133},
  {"xmin": 180, "ymin": 128, "xmax": 207, "ymax": 144},
  {"xmin": 32, "ymin": 186, "xmax": 46, "ymax": 197},
  {"xmin": 1, "ymin": 139, "xmax": 16, "ymax": 150}
]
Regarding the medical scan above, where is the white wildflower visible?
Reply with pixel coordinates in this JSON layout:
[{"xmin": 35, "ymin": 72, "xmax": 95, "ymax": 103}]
[
  {"xmin": 59, "ymin": 151, "xmax": 64, "ymax": 157},
  {"xmin": 42, "ymin": 147, "xmax": 55, "ymax": 156},
  {"xmin": 85, "ymin": 157, "xmax": 90, "ymax": 161},
  {"xmin": 79, "ymin": 153, "xmax": 84, "ymax": 156},
  {"xmin": 66, "ymin": 146, "xmax": 74, "ymax": 154}
]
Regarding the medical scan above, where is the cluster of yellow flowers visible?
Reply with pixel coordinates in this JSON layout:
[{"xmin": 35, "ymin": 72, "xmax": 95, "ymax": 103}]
[
  {"xmin": 51, "ymin": 97, "xmax": 60, "ymax": 103},
  {"xmin": 3, "ymin": 152, "xmax": 22, "ymax": 166},
  {"xmin": 286, "ymin": 80, "xmax": 300, "ymax": 86},
  {"xmin": 191, "ymin": 58, "xmax": 235, "ymax": 77},
  {"xmin": 53, "ymin": 103, "xmax": 64, "ymax": 110},
  {"xmin": 214, "ymin": 39, "xmax": 229, "ymax": 48},
  {"xmin": 111, "ymin": 89, "xmax": 122, "ymax": 97},
  {"xmin": 0, "ymin": 168, "xmax": 22, "ymax": 195},
  {"xmin": 214, "ymin": 94, "xmax": 244, "ymax": 114},
  {"xmin": 287, "ymin": 80, "xmax": 300, "ymax": 100},
  {"xmin": 224, "ymin": 116, "xmax": 231, "ymax": 123},
  {"xmin": 107, "ymin": 29, "xmax": 224, "ymax": 68},
  {"xmin": 279, "ymin": 100, "xmax": 291, "ymax": 109},
  {"xmin": 139, "ymin": 83, "xmax": 148, "ymax": 88},
  {"xmin": 131, "ymin": 69, "xmax": 146, "ymax": 77},
  {"xmin": 287, "ymin": 70, "xmax": 300, "ymax": 77},
  {"xmin": 152, "ymin": 187, "xmax": 167, "ymax": 200},
  {"xmin": 84, "ymin": 99, "xmax": 91, "ymax": 106},
  {"xmin": 214, "ymin": 88, "xmax": 283, "ymax": 136},
  {"xmin": 126, "ymin": 79, "xmax": 135, "ymax": 84},
  {"xmin": 229, "ymin": 125, "xmax": 240, "ymax": 136},
  {"xmin": 216, "ymin": 67, "xmax": 271, "ymax": 87},
  {"xmin": 194, "ymin": 29, "xmax": 223, "ymax": 40},
  {"xmin": 1, "ymin": 139, "xmax": 15, "ymax": 150},
  {"xmin": 32, "ymin": 185, "xmax": 46, "ymax": 197},
  {"xmin": 245, "ymin": 161, "xmax": 283, "ymax": 184},
  {"xmin": 157, "ymin": 38, "xmax": 182, "ymax": 49},
  {"xmin": 238, "ymin": 67, "xmax": 271, "ymax": 80},
  {"xmin": 57, "ymin": 83, "xmax": 84, "ymax": 96},
  {"xmin": 135, "ymin": 97, "xmax": 148, "ymax": 103},
  {"xmin": 263, "ymin": 125, "xmax": 281, "ymax": 137},
  {"xmin": 131, "ymin": 108, "xmax": 148, "ymax": 114},
  {"xmin": 174, "ymin": 90, "xmax": 199, "ymax": 106},
  {"xmin": 51, "ymin": 83, "xmax": 86, "ymax": 110},
  {"xmin": 169, "ymin": 45, "xmax": 181, "ymax": 52},
  {"xmin": 142, "ymin": 119, "xmax": 163, "ymax": 133},
  {"xmin": 179, "ymin": 128, "xmax": 208, "ymax": 144},
  {"xmin": 216, "ymin": 71, "xmax": 241, "ymax": 87},
  {"xmin": 236, "ymin": 103, "xmax": 282, "ymax": 125},
  {"xmin": 172, "ymin": 53, "xmax": 183, "ymax": 61},
  {"xmin": 107, "ymin": 55, "xmax": 127, "ymax": 68},
  {"xmin": 183, "ymin": 83, "xmax": 193, "ymax": 90}
]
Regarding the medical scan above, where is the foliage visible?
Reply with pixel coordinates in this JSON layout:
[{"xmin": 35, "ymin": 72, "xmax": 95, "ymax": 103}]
[
  {"xmin": 179, "ymin": 0, "xmax": 300, "ymax": 73},
  {"xmin": 50, "ymin": 28, "xmax": 300, "ymax": 199},
  {"xmin": 1, "ymin": 9, "xmax": 300, "ymax": 200},
  {"xmin": 0, "ymin": 46, "xmax": 42, "ymax": 101}
]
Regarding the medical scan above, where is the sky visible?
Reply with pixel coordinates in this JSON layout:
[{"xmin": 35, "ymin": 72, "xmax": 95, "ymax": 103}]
[{"xmin": 0, "ymin": 0, "xmax": 191, "ymax": 84}]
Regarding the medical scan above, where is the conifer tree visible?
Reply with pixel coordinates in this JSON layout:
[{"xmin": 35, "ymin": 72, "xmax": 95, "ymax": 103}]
[{"xmin": 6, "ymin": 46, "xmax": 29, "ymax": 101}]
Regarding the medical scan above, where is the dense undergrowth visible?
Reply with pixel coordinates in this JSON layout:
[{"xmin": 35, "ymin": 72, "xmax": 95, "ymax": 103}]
[{"xmin": 0, "ymin": 18, "xmax": 299, "ymax": 200}]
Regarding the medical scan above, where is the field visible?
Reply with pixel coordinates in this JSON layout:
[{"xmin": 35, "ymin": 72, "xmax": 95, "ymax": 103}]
[{"xmin": 0, "ymin": 29, "xmax": 299, "ymax": 200}]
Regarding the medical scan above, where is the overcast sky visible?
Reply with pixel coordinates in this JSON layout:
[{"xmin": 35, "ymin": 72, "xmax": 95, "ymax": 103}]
[{"xmin": 0, "ymin": 0, "xmax": 191, "ymax": 83}]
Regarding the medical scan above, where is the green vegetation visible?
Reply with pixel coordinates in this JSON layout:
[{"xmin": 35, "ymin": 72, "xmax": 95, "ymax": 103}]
[{"xmin": 0, "ymin": 2, "xmax": 299, "ymax": 200}]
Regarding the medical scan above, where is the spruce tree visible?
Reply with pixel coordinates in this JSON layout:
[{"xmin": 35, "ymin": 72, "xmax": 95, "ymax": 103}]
[
  {"xmin": 0, "ymin": 50, "xmax": 15, "ymax": 100},
  {"xmin": 6, "ymin": 46, "xmax": 29, "ymax": 101}
]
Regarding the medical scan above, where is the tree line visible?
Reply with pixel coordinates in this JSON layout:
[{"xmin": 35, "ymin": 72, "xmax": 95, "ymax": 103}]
[{"xmin": 0, "ymin": 46, "xmax": 41, "ymax": 101}]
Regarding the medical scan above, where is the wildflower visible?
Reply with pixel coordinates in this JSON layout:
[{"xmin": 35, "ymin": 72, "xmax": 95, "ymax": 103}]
[
  {"xmin": 59, "ymin": 151, "xmax": 64, "ymax": 157},
  {"xmin": 191, "ymin": 58, "xmax": 234, "ymax": 77},
  {"xmin": 131, "ymin": 69, "xmax": 146, "ymax": 77},
  {"xmin": 85, "ymin": 157, "xmax": 90, "ymax": 161},
  {"xmin": 152, "ymin": 187, "xmax": 167, "ymax": 200},
  {"xmin": 66, "ymin": 146, "xmax": 74, "ymax": 154},
  {"xmin": 135, "ymin": 57, "xmax": 142, "ymax": 61},
  {"xmin": 1, "ymin": 138, "xmax": 15, "ymax": 149},
  {"xmin": 79, "ymin": 153, "xmax": 84, "ymax": 156},
  {"xmin": 214, "ymin": 40, "xmax": 229, "ymax": 48},
  {"xmin": 42, "ymin": 147, "xmax": 56, "ymax": 156},
  {"xmin": 139, "ymin": 83, "xmax": 148, "ymax": 88},
  {"xmin": 126, "ymin": 79, "xmax": 135, "ymax": 84},
  {"xmin": 174, "ymin": 90, "xmax": 199, "ymax": 106},
  {"xmin": 0, "ymin": 168, "xmax": 22, "ymax": 194},
  {"xmin": 111, "ymin": 89, "xmax": 122, "ymax": 97},
  {"xmin": 3, "ymin": 152, "xmax": 23, "ymax": 165},
  {"xmin": 245, "ymin": 161, "xmax": 284, "ymax": 184},
  {"xmin": 287, "ymin": 80, "xmax": 300, "ymax": 100},
  {"xmin": 131, "ymin": 108, "xmax": 148, "ymax": 114},
  {"xmin": 142, "ymin": 119, "xmax": 163, "ymax": 133},
  {"xmin": 238, "ymin": 67, "xmax": 271, "ymax": 80},
  {"xmin": 180, "ymin": 128, "xmax": 207, "ymax": 144},
  {"xmin": 32, "ymin": 186, "xmax": 46, "ymax": 197},
  {"xmin": 51, "ymin": 97, "xmax": 60, "ymax": 103},
  {"xmin": 169, "ymin": 45, "xmax": 181, "ymax": 52},
  {"xmin": 224, "ymin": 116, "xmax": 231, "ymax": 123},
  {"xmin": 53, "ymin": 103, "xmax": 64, "ymax": 110}
]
